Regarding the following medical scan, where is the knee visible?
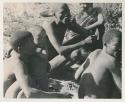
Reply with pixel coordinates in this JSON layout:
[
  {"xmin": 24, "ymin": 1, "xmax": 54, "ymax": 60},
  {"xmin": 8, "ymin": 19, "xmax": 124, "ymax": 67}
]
[{"xmin": 70, "ymin": 49, "xmax": 80, "ymax": 62}]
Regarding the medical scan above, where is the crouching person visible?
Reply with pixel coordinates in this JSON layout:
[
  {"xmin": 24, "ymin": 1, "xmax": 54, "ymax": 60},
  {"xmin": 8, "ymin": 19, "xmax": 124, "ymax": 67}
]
[
  {"xmin": 4, "ymin": 31, "xmax": 71, "ymax": 98},
  {"xmin": 75, "ymin": 29, "xmax": 121, "ymax": 98}
]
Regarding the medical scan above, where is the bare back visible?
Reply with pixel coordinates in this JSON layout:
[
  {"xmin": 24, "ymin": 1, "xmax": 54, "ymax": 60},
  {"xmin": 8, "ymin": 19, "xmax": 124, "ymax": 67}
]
[{"xmin": 79, "ymin": 49, "xmax": 119, "ymax": 98}]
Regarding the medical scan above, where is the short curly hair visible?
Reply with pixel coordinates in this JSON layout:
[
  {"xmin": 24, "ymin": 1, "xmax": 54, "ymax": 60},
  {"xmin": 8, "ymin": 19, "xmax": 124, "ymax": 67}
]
[
  {"xmin": 10, "ymin": 31, "xmax": 32, "ymax": 49},
  {"xmin": 102, "ymin": 29, "xmax": 121, "ymax": 44}
]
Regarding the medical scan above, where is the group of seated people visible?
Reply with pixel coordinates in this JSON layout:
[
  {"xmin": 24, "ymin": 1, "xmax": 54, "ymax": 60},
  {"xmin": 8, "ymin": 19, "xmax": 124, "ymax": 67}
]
[{"xmin": 4, "ymin": 3, "xmax": 121, "ymax": 98}]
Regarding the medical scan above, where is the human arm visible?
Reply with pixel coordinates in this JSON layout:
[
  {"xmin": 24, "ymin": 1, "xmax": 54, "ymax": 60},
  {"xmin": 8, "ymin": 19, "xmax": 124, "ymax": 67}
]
[
  {"xmin": 109, "ymin": 62, "xmax": 121, "ymax": 92},
  {"xmin": 42, "ymin": 21, "xmax": 93, "ymax": 55},
  {"xmin": 75, "ymin": 53, "xmax": 92, "ymax": 80},
  {"xmin": 84, "ymin": 13, "xmax": 104, "ymax": 30},
  {"xmin": 67, "ymin": 19, "xmax": 91, "ymax": 37},
  {"xmin": 14, "ymin": 59, "xmax": 71, "ymax": 98},
  {"xmin": 13, "ymin": 60, "xmax": 34, "ymax": 98}
]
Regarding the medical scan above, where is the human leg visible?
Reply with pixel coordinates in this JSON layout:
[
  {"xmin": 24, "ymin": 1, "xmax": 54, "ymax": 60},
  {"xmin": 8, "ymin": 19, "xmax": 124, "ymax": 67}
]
[{"xmin": 5, "ymin": 81, "xmax": 21, "ymax": 98}]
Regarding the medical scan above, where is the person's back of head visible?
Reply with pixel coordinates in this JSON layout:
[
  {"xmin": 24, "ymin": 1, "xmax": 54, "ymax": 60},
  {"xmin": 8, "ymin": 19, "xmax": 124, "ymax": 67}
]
[
  {"xmin": 102, "ymin": 29, "xmax": 121, "ymax": 58},
  {"xmin": 52, "ymin": 3, "xmax": 71, "ymax": 22},
  {"xmin": 52, "ymin": 3, "xmax": 70, "ymax": 13},
  {"xmin": 103, "ymin": 29, "xmax": 121, "ymax": 45},
  {"xmin": 10, "ymin": 31, "xmax": 33, "ymax": 51}
]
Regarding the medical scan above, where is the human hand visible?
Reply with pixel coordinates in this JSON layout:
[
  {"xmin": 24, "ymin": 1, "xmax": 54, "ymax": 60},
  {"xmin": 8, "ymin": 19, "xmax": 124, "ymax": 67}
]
[{"xmin": 84, "ymin": 35, "xmax": 97, "ymax": 44}]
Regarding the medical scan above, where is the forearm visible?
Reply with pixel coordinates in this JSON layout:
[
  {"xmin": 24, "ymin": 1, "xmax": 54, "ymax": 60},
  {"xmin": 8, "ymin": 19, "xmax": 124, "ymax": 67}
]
[
  {"xmin": 113, "ymin": 74, "xmax": 121, "ymax": 92},
  {"xmin": 85, "ymin": 13, "xmax": 104, "ymax": 30},
  {"xmin": 49, "ymin": 55, "xmax": 67, "ymax": 71},
  {"xmin": 84, "ymin": 22, "xmax": 101, "ymax": 30},
  {"xmin": 60, "ymin": 40, "xmax": 86, "ymax": 55},
  {"xmin": 68, "ymin": 20, "xmax": 90, "ymax": 37},
  {"xmin": 67, "ymin": 42, "xmax": 83, "ymax": 52},
  {"xmin": 75, "ymin": 67, "xmax": 84, "ymax": 80},
  {"xmin": 111, "ymin": 68, "xmax": 121, "ymax": 92}
]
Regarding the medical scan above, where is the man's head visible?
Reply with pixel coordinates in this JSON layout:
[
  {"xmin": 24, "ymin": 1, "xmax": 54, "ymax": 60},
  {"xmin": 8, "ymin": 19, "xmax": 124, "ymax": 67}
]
[
  {"xmin": 103, "ymin": 29, "xmax": 121, "ymax": 58},
  {"xmin": 79, "ymin": 3, "xmax": 93, "ymax": 13},
  {"xmin": 10, "ymin": 31, "xmax": 36, "ymax": 55},
  {"xmin": 53, "ymin": 3, "xmax": 71, "ymax": 24}
]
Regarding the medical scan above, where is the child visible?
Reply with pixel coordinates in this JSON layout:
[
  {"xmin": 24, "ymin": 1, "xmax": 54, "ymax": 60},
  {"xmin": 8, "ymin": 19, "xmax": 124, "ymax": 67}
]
[
  {"xmin": 4, "ymin": 31, "xmax": 70, "ymax": 98},
  {"xmin": 75, "ymin": 29, "xmax": 121, "ymax": 98}
]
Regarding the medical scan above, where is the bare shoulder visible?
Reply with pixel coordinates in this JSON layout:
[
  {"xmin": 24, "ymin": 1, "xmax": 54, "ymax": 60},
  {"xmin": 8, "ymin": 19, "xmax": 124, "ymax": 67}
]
[
  {"xmin": 42, "ymin": 19, "xmax": 55, "ymax": 30},
  {"xmin": 100, "ymin": 52, "xmax": 117, "ymax": 69},
  {"xmin": 88, "ymin": 49, "xmax": 102, "ymax": 58},
  {"xmin": 4, "ymin": 57, "xmax": 18, "ymax": 70},
  {"xmin": 4, "ymin": 57, "xmax": 21, "ymax": 80}
]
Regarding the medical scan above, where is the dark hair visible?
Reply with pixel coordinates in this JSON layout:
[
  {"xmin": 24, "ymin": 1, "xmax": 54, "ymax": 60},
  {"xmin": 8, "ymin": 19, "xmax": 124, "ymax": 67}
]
[
  {"xmin": 10, "ymin": 31, "xmax": 32, "ymax": 49},
  {"xmin": 80, "ymin": 3, "xmax": 93, "ymax": 8},
  {"xmin": 53, "ymin": 3, "xmax": 70, "ymax": 14},
  {"xmin": 102, "ymin": 29, "xmax": 121, "ymax": 44}
]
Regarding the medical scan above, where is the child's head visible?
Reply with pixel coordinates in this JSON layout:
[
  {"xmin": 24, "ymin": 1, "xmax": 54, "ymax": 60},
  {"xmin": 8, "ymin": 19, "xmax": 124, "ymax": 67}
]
[
  {"xmin": 79, "ymin": 3, "xmax": 93, "ymax": 12},
  {"xmin": 10, "ymin": 31, "xmax": 36, "ymax": 55},
  {"xmin": 103, "ymin": 29, "xmax": 121, "ymax": 58},
  {"xmin": 53, "ymin": 3, "xmax": 71, "ymax": 24}
]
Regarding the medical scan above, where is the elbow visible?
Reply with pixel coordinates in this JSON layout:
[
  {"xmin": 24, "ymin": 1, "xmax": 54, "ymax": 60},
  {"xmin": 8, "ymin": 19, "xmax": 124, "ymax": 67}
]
[
  {"xmin": 98, "ymin": 19, "xmax": 104, "ymax": 25},
  {"xmin": 58, "ymin": 47, "xmax": 65, "ymax": 55}
]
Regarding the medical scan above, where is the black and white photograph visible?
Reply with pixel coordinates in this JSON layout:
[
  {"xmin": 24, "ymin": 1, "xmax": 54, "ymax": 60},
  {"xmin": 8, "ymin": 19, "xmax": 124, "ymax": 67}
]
[{"xmin": 3, "ymin": 2, "xmax": 122, "ymax": 99}]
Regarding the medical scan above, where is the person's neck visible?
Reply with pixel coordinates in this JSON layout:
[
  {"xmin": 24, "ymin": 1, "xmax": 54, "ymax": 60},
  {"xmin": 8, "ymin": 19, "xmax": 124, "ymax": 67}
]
[{"xmin": 102, "ymin": 47, "xmax": 115, "ymax": 60}]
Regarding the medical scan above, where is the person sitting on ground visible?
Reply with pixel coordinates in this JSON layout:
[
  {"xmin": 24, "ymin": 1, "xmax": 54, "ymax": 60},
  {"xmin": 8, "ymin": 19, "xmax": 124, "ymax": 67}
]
[
  {"xmin": 66, "ymin": 3, "xmax": 105, "ymax": 64},
  {"xmin": 75, "ymin": 3, "xmax": 105, "ymax": 49},
  {"xmin": 4, "ymin": 31, "xmax": 71, "ymax": 98},
  {"xmin": 42, "ymin": 3, "xmax": 97, "ymax": 71},
  {"xmin": 75, "ymin": 29, "xmax": 121, "ymax": 98}
]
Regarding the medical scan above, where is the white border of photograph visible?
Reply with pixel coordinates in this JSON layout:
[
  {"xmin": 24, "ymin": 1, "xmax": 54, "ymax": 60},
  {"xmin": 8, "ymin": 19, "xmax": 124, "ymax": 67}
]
[{"xmin": 0, "ymin": 0, "xmax": 124, "ymax": 102}]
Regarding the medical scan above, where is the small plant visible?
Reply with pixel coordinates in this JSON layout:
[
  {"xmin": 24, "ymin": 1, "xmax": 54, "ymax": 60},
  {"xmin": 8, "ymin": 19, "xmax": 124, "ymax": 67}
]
[{"xmin": 104, "ymin": 4, "xmax": 122, "ymax": 31}]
